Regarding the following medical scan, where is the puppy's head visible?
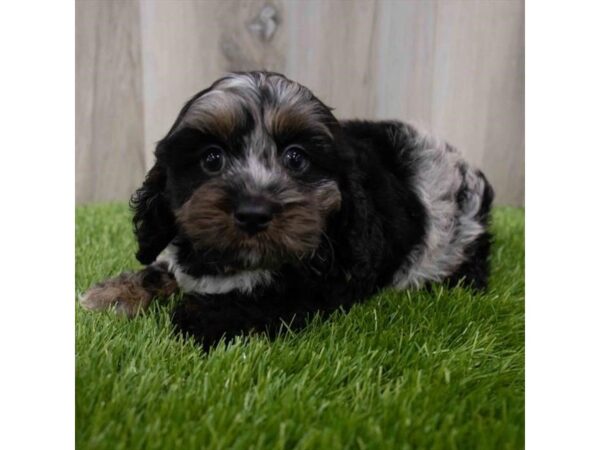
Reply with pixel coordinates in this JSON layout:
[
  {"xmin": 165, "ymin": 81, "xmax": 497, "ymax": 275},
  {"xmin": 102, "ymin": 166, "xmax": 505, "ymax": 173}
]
[{"xmin": 132, "ymin": 72, "xmax": 343, "ymax": 271}]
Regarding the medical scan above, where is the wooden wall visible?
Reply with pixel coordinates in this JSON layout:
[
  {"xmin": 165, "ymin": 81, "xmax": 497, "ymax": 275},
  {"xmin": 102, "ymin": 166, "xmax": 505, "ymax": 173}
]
[{"xmin": 76, "ymin": 0, "xmax": 524, "ymax": 205}]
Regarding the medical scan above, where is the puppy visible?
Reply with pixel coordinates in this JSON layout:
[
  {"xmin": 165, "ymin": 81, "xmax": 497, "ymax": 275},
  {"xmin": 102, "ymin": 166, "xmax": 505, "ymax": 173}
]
[{"xmin": 80, "ymin": 71, "xmax": 494, "ymax": 350}]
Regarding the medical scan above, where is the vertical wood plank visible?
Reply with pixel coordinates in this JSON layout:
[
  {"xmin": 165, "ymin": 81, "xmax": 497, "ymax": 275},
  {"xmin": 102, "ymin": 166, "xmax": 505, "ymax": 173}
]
[
  {"xmin": 431, "ymin": 0, "xmax": 524, "ymax": 206},
  {"xmin": 373, "ymin": 0, "xmax": 438, "ymax": 124},
  {"xmin": 75, "ymin": 0, "xmax": 145, "ymax": 204},
  {"xmin": 374, "ymin": 0, "xmax": 524, "ymax": 205},
  {"xmin": 139, "ymin": 0, "xmax": 221, "ymax": 172},
  {"xmin": 283, "ymin": 0, "xmax": 379, "ymax": 117},
  {"xmin": 139, "ymin": 0, "xmax": 287, "ymax": 170}
]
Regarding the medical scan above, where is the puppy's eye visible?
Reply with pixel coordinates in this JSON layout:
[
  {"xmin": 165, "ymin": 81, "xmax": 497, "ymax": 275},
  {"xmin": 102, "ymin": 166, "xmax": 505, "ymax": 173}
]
[
  {"xmin": 282, "ymin": 146, "xmax": 309, "ymax": 173},
  {"xmin": 200, "ymin": 146, "xmax": 225, "ymax": 174}
]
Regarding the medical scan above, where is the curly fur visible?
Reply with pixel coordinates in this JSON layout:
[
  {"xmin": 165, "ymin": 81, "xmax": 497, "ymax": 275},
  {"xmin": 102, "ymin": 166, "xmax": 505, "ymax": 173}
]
[{"xmin": 81, "ymin": 71, "xmax": 494, "ymax": 350}]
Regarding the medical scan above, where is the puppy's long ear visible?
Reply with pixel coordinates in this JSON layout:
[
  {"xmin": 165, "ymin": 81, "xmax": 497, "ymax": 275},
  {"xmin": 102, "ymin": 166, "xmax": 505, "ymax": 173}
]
[
  {"xmin": 129, "ymin": 83, "xmax": 221, "ymax": 264},
  {"xmin": 130, "ymin": 162, "xmax": 176, "ymax": 265}
]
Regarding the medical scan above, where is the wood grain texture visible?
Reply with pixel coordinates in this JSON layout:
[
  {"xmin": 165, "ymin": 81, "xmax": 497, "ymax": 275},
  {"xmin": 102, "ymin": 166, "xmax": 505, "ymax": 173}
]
[
  {"xmin": 139, "ymin": 0, "xmax": 287, "ymax": 171},
  {"xmin": 75, "ymin": 0, "xmax": 146, "ymax": 203},
  {"xmin": 283, "ymin": 0, "xmax": 380, "ymax": 116},
  {"xmin": 76, "ymin": 0, "xmax": 524, "ymax": 205},
  {"xmin": 374, "ymin": 0, "xmax": 525, "ymax": 206}
]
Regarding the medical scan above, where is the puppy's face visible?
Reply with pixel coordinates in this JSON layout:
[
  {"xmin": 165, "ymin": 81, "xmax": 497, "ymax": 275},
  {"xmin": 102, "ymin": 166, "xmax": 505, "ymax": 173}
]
[{"xmin": 157, "ymin": 73, "xmax": 342, "ymax": 271}]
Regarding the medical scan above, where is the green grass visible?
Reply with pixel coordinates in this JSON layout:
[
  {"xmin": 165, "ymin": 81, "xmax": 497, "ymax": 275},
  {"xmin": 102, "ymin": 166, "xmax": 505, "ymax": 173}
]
[{"xmin": 76, "ymin": 204, "xmax": 524, "ymax": 450}]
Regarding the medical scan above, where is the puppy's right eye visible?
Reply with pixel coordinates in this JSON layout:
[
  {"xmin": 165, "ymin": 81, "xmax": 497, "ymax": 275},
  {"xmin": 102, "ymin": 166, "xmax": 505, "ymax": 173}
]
[{"xmin": 200, "ymin": 146, "xmax": 225, "ymax": 174}]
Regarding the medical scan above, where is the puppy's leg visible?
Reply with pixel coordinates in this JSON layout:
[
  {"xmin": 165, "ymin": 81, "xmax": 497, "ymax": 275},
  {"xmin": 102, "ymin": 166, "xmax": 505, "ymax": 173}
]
[
  {"xmin": 445, "ymin": 170, "xmax": 495, "ymax": 290},
  {"xmin": 170, "ymin": 285, "xmax": 350, "ymax": 351},
  {"xmin": 79, "ymin": 263, "xmax": 178, "ymax": 317},
  {"xmin": 172, "ymin": 296, "xmax": 313, "ymax": 351},
  {"xmin": 444, "ymin": 231, "xmax": 492, "ymax": 290}
]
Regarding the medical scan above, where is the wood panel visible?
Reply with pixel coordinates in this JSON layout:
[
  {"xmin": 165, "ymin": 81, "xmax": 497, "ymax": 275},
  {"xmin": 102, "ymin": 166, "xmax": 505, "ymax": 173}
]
[
  {"xmin": 75, "ymin": 0, "xmax": 146, "ymax": 203},
  {"xmin": 76, "ymin": 0, "xmax": 524, "ymax": 205},
  {"xmin": 139, "ymin": 0, "xmax": 288, "ymax": 170},
  {"xmin": 431, "ymin": 0, "xmax": 524, "ymax": 206},
  {"xmin": 374, "ymin": 0, "xmax": 525, "ymax": 206},
  {"xmin": 283, "ymin": 0, "xmax": 380, "ymax": 116}
]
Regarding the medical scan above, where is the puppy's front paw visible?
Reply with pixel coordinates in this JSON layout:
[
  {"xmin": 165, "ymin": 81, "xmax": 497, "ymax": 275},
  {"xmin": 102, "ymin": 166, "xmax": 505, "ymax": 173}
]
[
  {"xmin": 79, "ymin": 272, "xmax": 153, "ymax": 318},
  {"xmin": 80, "ymin": 264, "xmax": 178, "ymax": 318}
]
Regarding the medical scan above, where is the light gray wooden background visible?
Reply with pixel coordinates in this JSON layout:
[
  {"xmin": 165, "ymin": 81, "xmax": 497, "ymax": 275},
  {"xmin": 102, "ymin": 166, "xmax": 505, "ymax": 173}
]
[{"xmin": 76, "ymin": 0, "xmax": 524, "ymax": 206}]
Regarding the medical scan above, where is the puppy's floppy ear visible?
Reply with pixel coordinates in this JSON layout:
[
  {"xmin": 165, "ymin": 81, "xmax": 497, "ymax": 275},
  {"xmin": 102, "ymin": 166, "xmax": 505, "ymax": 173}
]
[
  {"xmin": 130, "ymin": 161, "xmax": 176, "ymax": 265},
  {"xmin": 129, "ymin": 83, "xmax": 222, "ymax": 264}
]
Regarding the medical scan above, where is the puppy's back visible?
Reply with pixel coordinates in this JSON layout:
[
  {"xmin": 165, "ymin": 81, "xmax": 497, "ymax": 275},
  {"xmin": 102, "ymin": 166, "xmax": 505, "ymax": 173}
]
[{"xmin": 340, "ymin": 119, "xmax": 494, "ymax": 290}]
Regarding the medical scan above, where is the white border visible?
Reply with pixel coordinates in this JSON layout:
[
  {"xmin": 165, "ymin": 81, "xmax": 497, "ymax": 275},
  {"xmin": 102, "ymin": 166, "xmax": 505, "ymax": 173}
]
[
  {"xmin": 2, "ymin": 1, "xmax": 600, "ymax": 448},
  {"xmin": 0, "ymin": 1, "xmax": 74, "ymax": 449},
  {"xmin": 527, "ymin": 1, "xmax": 600, "ymax": 449}
]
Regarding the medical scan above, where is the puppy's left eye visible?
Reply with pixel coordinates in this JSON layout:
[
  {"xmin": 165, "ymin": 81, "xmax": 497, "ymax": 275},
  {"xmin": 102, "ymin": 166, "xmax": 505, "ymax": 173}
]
[
  {"xmin": 282, "ymin": 146, "xmax": 310, "ymax": 173},
  {"xmin": 200, "ymin": 146, "xmax": 225, "ymax": 174}
]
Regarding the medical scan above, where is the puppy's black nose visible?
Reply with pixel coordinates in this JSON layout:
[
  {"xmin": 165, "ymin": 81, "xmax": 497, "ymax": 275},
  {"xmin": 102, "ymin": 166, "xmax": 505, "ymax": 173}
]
[{"xmin": 234, "ymin": 198, "xmax": 275, "ymax": 235}]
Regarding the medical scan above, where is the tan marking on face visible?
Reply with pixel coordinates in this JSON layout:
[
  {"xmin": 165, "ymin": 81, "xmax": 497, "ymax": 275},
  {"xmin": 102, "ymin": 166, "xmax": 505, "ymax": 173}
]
[
  {"xmin": 179, "ymin": 91, "xmax": 246, "ymax": 140},
  {"xmin": 313, "ymin": 180, "xmax": 343, "ymax": 214},
  {"xmin": 175, "ymin": 180, "xmax": 238, "ymax": 251},
  {"xmin": 175, "ymin": 180, "xmax": 342, "ymax": 268},
  {"xmin": 264, "ymin": 103, "xmax": 333, "ymax": 139}
]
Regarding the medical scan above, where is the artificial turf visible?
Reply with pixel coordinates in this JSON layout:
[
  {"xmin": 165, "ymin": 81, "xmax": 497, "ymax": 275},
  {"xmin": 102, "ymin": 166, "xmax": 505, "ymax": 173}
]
[{"xmin": 75, "ymin": 204, "xmax": 524, "ymax": 450}]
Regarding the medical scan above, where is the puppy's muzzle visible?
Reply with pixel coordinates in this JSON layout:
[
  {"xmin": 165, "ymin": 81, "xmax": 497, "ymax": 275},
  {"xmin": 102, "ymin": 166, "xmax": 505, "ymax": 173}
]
[{"xmin": 233, "ymin": 196, "xmax": 281, "ymax": 236}]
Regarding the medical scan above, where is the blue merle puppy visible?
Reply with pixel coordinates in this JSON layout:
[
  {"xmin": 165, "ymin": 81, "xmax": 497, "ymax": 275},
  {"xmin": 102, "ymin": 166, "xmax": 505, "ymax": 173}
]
[{"xmin": 80, "ymin": 71, "xmax": 494, "ymax": 350}]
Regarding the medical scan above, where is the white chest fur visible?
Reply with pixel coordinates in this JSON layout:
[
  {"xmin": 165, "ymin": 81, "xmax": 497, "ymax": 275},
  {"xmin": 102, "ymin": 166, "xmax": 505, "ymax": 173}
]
[{"xmin": 156, "ymin": 245, "xmax": 273, "ymax": 295}]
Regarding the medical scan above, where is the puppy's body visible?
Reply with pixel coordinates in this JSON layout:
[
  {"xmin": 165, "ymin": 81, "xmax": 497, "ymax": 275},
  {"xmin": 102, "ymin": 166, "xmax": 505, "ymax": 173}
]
[{"xmin": 80, "ymin": 72, "xmax": 493, "ymax": 350}]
